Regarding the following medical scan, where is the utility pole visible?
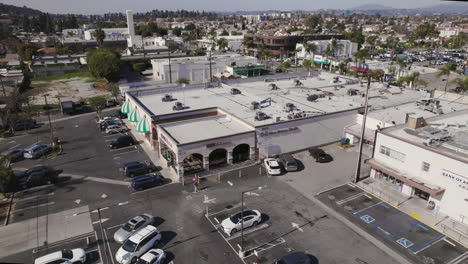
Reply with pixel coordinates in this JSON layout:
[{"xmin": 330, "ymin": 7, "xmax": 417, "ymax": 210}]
[
  {"xmin": 43, "ymin": 94, "xmax": 53, "ymax": 143},
  {"xmin": 354, "ymin": 75, "xmax": 371, "ymax": 183},
  {"xmin": 97, "ymin": 207, "xmax": 109, "ymax": 264},
  {"xmin": 239, "ymin": 185, "xmax": 266, "ymax": 258},
  {"xmin": 209, "ymin": 46, "xmax": 213, "ymax": 82},
  {"xmin": 168, "ymin": 50, "xmax": 172, "ymax": 84}
]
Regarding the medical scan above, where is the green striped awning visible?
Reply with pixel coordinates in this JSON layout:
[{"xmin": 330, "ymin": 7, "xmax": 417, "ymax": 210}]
[
  {"xmin": 128, "ymin": 109, "xmax": 138, "ymax": 122},
  {"xmin": 136, "ymin": 119, "xmax": 148, "ymax": 133},
  {"xmin": 121, "ymin": 102, "xmax": 130, "ymax": 114}
]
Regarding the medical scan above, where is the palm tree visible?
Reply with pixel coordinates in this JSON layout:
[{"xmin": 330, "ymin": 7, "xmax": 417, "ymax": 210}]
[
  {"xmin": 330, "ymin": 38, "xmax": 343, "ymax": 57},
  {"xmin": 437, "ymin": 62, "xmax": 458, "ymax": 93},
  {"xmin": 395, "ymin": 57, "xmax": 407, "ymax": 80},
  {"xmin": 402, "ymin": 72, "xmax": 428, "ymax": 89},
  {"xmin": 302, "ymin": 59, "xmax": 318, "ymax": 76},
  {"xmin": 217, "ymin": 38, "xmax": 228, "ymax": 52},
  {"xmin": 303, "ymin": 42, "xmax": 318, "ymax": 60},
  {"xmin": 451, "ymin": 75, "xmax": 468, "ymax": 93},
  {"xmin": 93, "ymin": 28, "xmax": 106, "ymax": 48}
]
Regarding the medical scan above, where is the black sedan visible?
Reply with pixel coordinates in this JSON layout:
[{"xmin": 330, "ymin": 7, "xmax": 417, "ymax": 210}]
[
  {"xmin": 1, "ymin": 149, "xmax": 25, "ymax": 162},
  {"xmin": 308, "ymin": 148, "xmax": 333, "ymax": 163}
]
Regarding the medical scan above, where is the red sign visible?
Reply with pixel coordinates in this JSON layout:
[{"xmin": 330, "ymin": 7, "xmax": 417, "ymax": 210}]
[
  {"xmin": 259, "ymin": 127, "xmax": 298, "ymax": 137},
  {"xmin": 159, "ymin": 133, "xmax": 173, "ymax": 148}
]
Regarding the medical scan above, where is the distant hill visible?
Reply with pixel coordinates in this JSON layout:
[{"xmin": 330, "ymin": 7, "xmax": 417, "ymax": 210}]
[
  {"xmin": 0, "ymin": 3, "xmax": 42, "ymax": 16},
  {"xmin": 350, "ymin": 4, "xmax": 393, "ymax": 11},
  {"xmin": 350, "ymin": 2, "xmax": 468, "ymax": 15}
]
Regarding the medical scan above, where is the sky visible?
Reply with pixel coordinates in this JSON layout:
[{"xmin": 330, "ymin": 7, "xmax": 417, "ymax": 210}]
[{"xmin": 0, "ymin": 0, "xmax": 450, "ymax": 14}]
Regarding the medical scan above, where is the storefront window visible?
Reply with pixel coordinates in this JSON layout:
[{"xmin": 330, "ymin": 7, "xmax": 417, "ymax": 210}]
[
  {"xmin": 414, "ymin": 188, "xmax": 430, "ymax": 201},
  {"xmin": 160, "ymin": 143, "xmax": 176, "ymax": 168}
]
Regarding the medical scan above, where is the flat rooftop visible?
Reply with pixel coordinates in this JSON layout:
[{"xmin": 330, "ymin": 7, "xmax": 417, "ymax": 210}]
[
  {"xmin": 159, "ymin": 115, "xmax": 254, "ymax": 145},
  {"xmin": 384, "ymin": 109, "xmax": 468, "ymax": 162},
  {"xmin": 134, "ymin": 71, "xmax": 434, "ymax": 126}
]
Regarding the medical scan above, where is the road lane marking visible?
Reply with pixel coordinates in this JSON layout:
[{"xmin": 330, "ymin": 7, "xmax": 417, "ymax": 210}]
[
  {"xmin": 13, "ymin": 201, "xmax": 55, "ymax": 213},
  {"xmin": 16, "ymin": 192, "xmax": 54, "ymax": 202},
  {"xmin": 226, "ymin": 223, "xmax": 269, "ymax": 241}
]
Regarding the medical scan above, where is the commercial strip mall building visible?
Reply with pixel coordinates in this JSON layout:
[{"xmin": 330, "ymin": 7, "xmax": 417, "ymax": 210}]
[{"xmin": 118, "ymin": 71, "xmax": 457, "ymax": 181}]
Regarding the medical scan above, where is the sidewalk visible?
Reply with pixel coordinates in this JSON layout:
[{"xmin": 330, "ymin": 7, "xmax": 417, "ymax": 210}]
[{"xmin": 357, "ymin": 178, "xmax": 468, "ymax": 247}]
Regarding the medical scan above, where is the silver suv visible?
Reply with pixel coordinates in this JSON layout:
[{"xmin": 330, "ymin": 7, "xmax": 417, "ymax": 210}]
[{"xmin": 115, "ymin": 225, "xmax": 162, "ymax": 264}]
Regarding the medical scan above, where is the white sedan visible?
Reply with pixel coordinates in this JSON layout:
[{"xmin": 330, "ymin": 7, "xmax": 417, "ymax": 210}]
[
  {"xmin": 136, "ymin": 249, "xmax": 166, "ymax": 264},
  {"xmin": 221, "ymin": 210, "xmax": 262, "ymax": 236},
  {"xmin": 264, "ymin": 158, "xmax": 282, "ymax": 175},
  {"xmin": 34, "ymin": 248, "xmax": 86, "ymax": 264},
  {"xmin": 106, "ymin": 125, "xmax": 128, "ymax": 135}
]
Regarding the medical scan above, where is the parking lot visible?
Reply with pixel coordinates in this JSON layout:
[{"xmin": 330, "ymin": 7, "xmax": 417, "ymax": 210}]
[{"xmin": 316, "ymin": 184, "xmax": 468, "ymax": 264}]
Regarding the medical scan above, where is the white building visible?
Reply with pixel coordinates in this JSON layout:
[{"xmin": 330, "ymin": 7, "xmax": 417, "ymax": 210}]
[
  {"xmin": 367, "ymin": 110, "xmax": 468, "ymax": 222},
  {"xmin": 151, "ymin": 54, "xmax": 258, "ymax": 84},
  {"xmin": 197, "ymin": 36, "xmax": 244, "ymax": 52},
  {"xmin": 296, "ymin": 39, "xmax": 358, "ymax": 61},
  {"xmin": 439, "ymin": 28, "xmax": 461, "ymax": 38},
  {"xmin": 84, "ymin": 28, "xmax": 128, "ymax": 41}
]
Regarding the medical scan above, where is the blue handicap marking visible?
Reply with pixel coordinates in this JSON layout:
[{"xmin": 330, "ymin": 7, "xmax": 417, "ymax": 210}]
[
  {"xmin": 396, "ymin": 237, "xmax": 414, "ymax": 248},
  {"xmin": 360, "ymin": 214, "xmax": 375, "ymax": 223}
]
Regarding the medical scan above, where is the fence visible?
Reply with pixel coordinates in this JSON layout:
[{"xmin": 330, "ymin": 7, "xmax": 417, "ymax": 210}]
[{"xmin": 440, "ymin": 221, "xmax": 468, "ymax": 246}]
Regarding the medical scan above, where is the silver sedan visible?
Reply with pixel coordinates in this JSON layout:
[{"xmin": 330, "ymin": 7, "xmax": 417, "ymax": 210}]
[{"xmin": 113, "ymin": 213, "xmax": 155, "ymax": 243}]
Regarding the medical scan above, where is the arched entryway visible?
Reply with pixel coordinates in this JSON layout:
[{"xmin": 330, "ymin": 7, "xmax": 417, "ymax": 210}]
[
  {"xmin": 232, "ymin": 144, "xmax": 250, "ymax": 163},
  {"xmin": 183, "ymin": 153, "xmax": 204, "ymax": 175},
  {"xmin": 209, "ymin": 148, "xmax": 227, "ymax": 168}
]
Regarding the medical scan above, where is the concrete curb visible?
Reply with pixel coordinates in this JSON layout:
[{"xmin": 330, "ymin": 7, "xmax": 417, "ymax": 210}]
[
  {"xmin": 309, "ymin": 195, "xmax": 415, "ymax": 264},
  {"xmin": 3, "ymin": 192, "xmax": 15, "ymax": 226}
]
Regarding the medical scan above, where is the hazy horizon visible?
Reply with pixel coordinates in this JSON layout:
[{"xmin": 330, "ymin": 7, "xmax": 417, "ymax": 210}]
[{"xmin": 0, "ymin": 0, "xmax": 455, "ymax": 15}]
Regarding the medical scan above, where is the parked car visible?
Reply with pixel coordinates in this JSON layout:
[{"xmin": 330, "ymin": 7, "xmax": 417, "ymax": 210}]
[
  {"xmin": 221, "ymin": 210, "xmax": 262, "ymax": 236},
  {"xmin": 1, "ymin": 149, "xmax": 25, "ymax": 162},
  {"xmin": 116, "ymin": 110, "xmax": 128, "ymax": 119},
  {"xmin": 131, "ymin": 173, "xmax": 164, "ymax": 191},
  {"xmin": 101, "ymin": 119, "xmax": 123, "ymax": 131},
  {"xmin": 16, "ymin": 165, "xmax": 57, "ymax": 189},
  {"xmin": 110, "ymin": 135, "xmax": 135, "ymax": 149},
  {"xmin": 136, "ymin": 249, "xmax": 166, "ymax": 264},
  {"xmin": 99, "ymin": 116, "xmax": 118, "ymax": 124},
  {"xmin": 278, "ymin": 154, "xmax": 298, "ymax": 172},
  {"xmin": 34, "ymin": 248, "xmax": 86, "ymax": 264},
  {"xmin": 123, "ymin": 161, "xmax": 157, "ymax": 177},
  {"xmin": 106, "ymin": 125, "xmax": 128, "ymax": 135},
  {"xmin": 106, "ymin": 99, "xmax": 117, "ymax": 107},
  {"xmin": 114, "ymin": 213, "xmax": 156, "ymax": 243},
  {"xmin": 263, "ymin": 158, "xmax": 281, "ymax": 175},
  {"xmin": 24, "ymin": 144, "xmax": 52, "ymax": 159},
  {"xmin": 274, "ymin": 252, "xmax": 313, "ymax": 264},
  {"xmin": 115, "ymin": 225, "xmax": 162, "ymax": 264},
  {"xmin": 11, "ymin": 119, "xmax": 37, "ymax": 131},
  {"xmin": 308, "ymin": 148, "xmax": 333, "ymax": 163}
]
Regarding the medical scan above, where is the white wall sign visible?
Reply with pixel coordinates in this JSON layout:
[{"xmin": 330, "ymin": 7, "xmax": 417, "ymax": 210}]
[{"xmin": 442, "ymin": 169, "xmax": 468, "ymax": 191}]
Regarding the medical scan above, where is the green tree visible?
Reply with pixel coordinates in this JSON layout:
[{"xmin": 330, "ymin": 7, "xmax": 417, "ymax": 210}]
[
  {"xmin": 401, "ymin": 72, "xmax": 427, "ymax": 89},
  {"xmin": 132, "ymin": 62, "xmax": 147, "ymax": 72},
  {"xmin": 217, "ymin": 38, "xmax": 229, "ymax": 51},
  {"xmin": 87, "ymin": 49, "xmax": 121, "ymax": 82},
  {"xmin": 302, "ymin": 59, "xmax": 318, "ymax": 76},
  {"xmin": 176, "ymin": 78, "xmax": 190, "ymax": 85},
  {"xmin": 18, "ymin": 43, "xmax": 38, "ymax": 61},
  {"xmin": 305, "ymin": 14, "xmax": 320, "ymax": 30},
  {"xmin": 277, "ymin": 61, "xmax": 291, "ymax": 70},
  {"xmin": 172, "ymin": 27, "xmax": 182, "ymax": 37},
  {"xmin": 437, "ymin": 62, "xmax": 458, "ymax": 93},
  {"xmin": 184, "ymin": 23, "xmax": 196, "ymax": 31},
  {"xmin": 345, "ymin": 26, "xmax": 365, "ymax": 49},
  {"xmin": 220, "ymin": 29, "xmax": 229, "ymax": 36},
  {"xmin": 87, "ymin": 96, "xmax": 107, "ymax": 115},
  {"xmin": 451, "ymin": 75, "xmax": 468, "ymax": 93},
  {"xmin": 0, "ymin": 156, "xmax": 15, "ymax": 194},
  {"xmin": 93, "ymin": 28, "xmax": 106, "ymax": 48}
]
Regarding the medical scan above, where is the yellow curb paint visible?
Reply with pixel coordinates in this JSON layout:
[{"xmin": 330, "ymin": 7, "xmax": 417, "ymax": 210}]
[{"xmin": 409, "ymin": 212, "xmax": 422, "ymax": 219}]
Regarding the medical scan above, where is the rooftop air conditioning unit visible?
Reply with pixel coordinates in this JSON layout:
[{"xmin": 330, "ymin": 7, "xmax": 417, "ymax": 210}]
[{"xmin": 251, "ymin": 101, "xmax": 260, "ymax": 110}]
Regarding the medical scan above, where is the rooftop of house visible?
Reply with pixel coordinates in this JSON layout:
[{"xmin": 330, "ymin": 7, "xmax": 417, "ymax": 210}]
[{"xmin": 132, "ymin": 71, "xmax": 434, "ymax": 126}]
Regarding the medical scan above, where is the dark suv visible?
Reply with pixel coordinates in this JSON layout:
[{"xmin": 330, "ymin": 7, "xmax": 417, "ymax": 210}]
[
  {"xmin": 279, "ymin": 154, "xmax": 298, "ymax": 172},
  {"xmin": 16, "ymin": 165, "xmax": 57, "ymax": 189},
  {"xmin": 308, "ymin": 148, "xmax": 333, "ymax": 163},
  {"xmin": 131, "ymin": 173, "xmax": 164, "ymax": 190},
  {"xmin": 123, "ymin": 161, "xmax": 157, "ymax": 177},
  {"xmin": 11, "ymin": 119, "xmax": 37, "ymax": 131},
  {"xmin": 109, "ymin": 135, "xmax": 135, "ymax": 149}
]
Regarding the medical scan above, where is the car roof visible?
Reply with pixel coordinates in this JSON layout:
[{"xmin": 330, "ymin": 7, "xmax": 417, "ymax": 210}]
[
  {"xmin": 129, "ymin": 215, "xmax": 145, "ymax": 224},
  {"xmin": 125, "ymin": 161, "xmax": 142, "ymax": 167},
  {"xmin": 129, "ymin": 225, "xmax": 158, "ymax": 243},
  {"xmin": 280, "ymin": 252, "xmax": 311, "ymax": 264},
  {"xmin": 269, "ymin": 159, "xmax": 280, "ymax": 166},
  {"xmin": 140, "ymin": 249, "xmax": 163, "ymax": 262},
  {"xmin": 25, "ymin": 144, "xmax": 46, "ymax": 151},
  {"xmin": 34, "ymin": 250, "xmax": 63, "ymax": 264}
]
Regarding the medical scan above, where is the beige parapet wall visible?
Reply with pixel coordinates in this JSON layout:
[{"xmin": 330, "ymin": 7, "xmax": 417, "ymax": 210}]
[{"xmin": 433, "ymin": 90, "xmax": 468, "ymax": 104}]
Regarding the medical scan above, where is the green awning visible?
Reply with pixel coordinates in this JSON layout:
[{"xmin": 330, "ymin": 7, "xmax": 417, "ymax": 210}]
[
  {"xmin": 121, "ymin": 102, "xmax": 130, "ymax": 114},
  {"xmin": 128, "ymin": 109, "xmax": 138, "ymax": 122},
  {"xmin": 136, "ymin": 119, "xmax": 149, "ymax": 133}
]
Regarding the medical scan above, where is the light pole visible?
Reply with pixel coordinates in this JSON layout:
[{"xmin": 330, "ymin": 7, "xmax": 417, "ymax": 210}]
[
  {"xmin": 239, "ymin": 185, "xmax": 267, "ymax": 257},
  {"xmin": 354, "ymin": 74, "xmax": 371, "ymax": 183},
  {"xmin": 0, "ymin": 74, "xmax": 5, "ymax": 97},
  {"xmin": 43, "ymin": 94, "xmax": 54, "ymax": 143}
]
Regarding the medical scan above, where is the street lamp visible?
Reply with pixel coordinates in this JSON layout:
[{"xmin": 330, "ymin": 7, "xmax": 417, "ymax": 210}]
[{"xmin": 239, "ymin": 185, "xmax": 267, "ymax": 257}]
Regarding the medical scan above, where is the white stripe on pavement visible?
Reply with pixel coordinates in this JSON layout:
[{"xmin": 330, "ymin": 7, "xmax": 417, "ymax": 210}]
[
  {"xmin": 17, "ymin": 192, "xmax": 55, "ymax": 202},
  {"xmin": 12, "ymin": 201, "xmax": 55, "ymax": 213}
]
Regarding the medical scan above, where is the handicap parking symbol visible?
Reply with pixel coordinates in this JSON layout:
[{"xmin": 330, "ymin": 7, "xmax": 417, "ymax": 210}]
[
  {"xmin": 396, "ymin": 237, "xmax": 413, "ymax": 248},
  {"xmin": 360, "ymin": 215, "xmax": 375, "ymax": 223}
]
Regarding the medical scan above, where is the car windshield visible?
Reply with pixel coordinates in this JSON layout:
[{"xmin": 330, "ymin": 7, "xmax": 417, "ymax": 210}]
[
  {"xmin": 122, "ymin": 239, "xmax": 138, "ymax": 252},
  {"xmin": 270, "ymin": 164, "xmax": 280, "ymax": 169},
  {"xmin": 136, "ymin": 259, "xmax": 150, "ymax": 264},
  {"xmin": 61, "ymin": 249, "xmax": 73, "ymax": 259},
  {"xmin": 122, "ymin": 222, "xmax": 136, "ymax": 232},
  {"xmin": 229, "ymin": 213, "xmax": 242, "ymax": 223}
]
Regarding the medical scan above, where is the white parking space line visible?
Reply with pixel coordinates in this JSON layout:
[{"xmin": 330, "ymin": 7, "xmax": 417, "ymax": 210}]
[
  {"xmin": 95, "ymin": 230, "xmax": 104, "ymax": 264},
  {"xmin": 16, "ymin": 192, "xmax": 54, "ymax": 202},
  {"xmin": 205, "ymin": 215, "xmax": 247, "ymax": 264},
  {"xmin": 8, "ymin": 144, "xmax": 21, "ymax": 150},
  {"xmin": 12, "ymin": 201, "xmax": 55, "ymax": 213},
  {"xmin": 15, "ymin": 184, "xmax": 53, "ymax": 195},
  {"xmin": 243, "ymin": 237, "xmax": 286, "ymax": 260},
  {"xmin": 336, "ymin": 193, "xmax": 365, "ymax": 205},
  {"xmin": 112, "ymin": 149, "xmax": 137, "ymax": 156},
  {"xmin": 106, "ymin": 224, "xmax": 124, "ymax": 230},
  {"xmin": 109, "ymin": 146, "xmax": 137, "ymax": 152},
  {"xmin": 226, "ymin": 223, "xmax": 269, "ymax": 241}
]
